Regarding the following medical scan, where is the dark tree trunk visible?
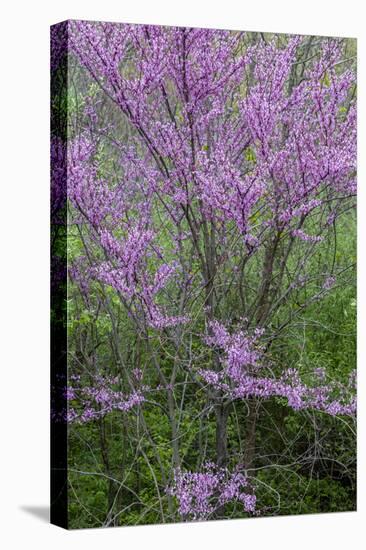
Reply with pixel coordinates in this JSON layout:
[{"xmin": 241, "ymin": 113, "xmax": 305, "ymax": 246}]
[
  {"xmin": 215, "ymin": 404, "xmax": 229, "ymax": 467},
  {"xmin": 244, "ymin": 399, "xmax": 258, "ymax": 471}
]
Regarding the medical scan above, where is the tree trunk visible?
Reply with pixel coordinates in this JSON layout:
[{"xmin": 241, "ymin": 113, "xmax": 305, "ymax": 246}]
[
  {"xmin": 244, "ymin": 399, "xmax": 257, "ymax": 471},
  {"xmin": 215, "ymin": 404, "xmax": 229, "ymax": 467}
]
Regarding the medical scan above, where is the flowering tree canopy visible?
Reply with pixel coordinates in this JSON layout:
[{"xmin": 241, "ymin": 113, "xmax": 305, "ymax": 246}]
[{"xmin": 51, "ymin": 21, "xmax": 356, "ymax": 528}]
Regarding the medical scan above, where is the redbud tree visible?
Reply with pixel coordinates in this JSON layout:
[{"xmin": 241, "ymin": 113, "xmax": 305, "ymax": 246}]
[{"xmin": 51, "ymin": 21, "xmax": 356, "ymax": 527}]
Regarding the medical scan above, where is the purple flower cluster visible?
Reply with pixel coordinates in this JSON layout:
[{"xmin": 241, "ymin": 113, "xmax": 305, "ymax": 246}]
[
  {"xmin": 67, "ymin": 22, "xmax": 356, "ymax": 251},
  {"xmin": 67, "ymin": 134, "xmax": 189, "ymax": 330},
  {"xmin": 292, "ymin": 229, "xmax": 324, "ymax": 243},
  {"xmin": 199, "ymin": 321, "xmax": 356, "ymax": 417},
  {"xmin": 66, "ymin": 375, "xmax": 145, "ymax": 423},
  {"xmin": 168, "ymin": 463, "xmax": 256, "ymax": 520}
]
